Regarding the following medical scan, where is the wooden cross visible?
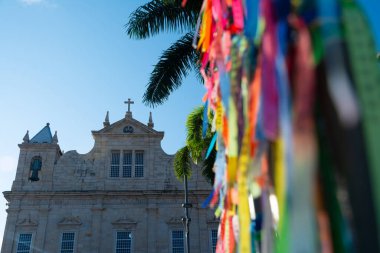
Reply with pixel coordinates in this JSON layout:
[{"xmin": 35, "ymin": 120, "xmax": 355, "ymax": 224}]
[{"xmin": 124, "ymin": 98, "xmax": 134, "ymax": 112}]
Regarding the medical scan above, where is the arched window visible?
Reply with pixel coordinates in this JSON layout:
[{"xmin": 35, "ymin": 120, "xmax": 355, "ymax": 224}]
[{"xmin": 29, "ymin": 156, "xmax": 42, "ymax": 181}]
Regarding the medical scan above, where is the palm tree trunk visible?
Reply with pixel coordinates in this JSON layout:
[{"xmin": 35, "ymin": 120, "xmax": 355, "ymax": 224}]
[{"xmin": 183, "ymin": 174, "xmax": 192, "ymax": 253}]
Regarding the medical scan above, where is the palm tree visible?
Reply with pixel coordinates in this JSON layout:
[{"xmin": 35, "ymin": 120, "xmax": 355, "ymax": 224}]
[
  {"xmin": 174, "ymin": 106, "xmax": 216, "ymax": 184},
  {"xmin": 127, "ymin": 1, "xmax": 215, "ymax": 183},
  {"xmin": 126, "ymin": 0, "xmax": 203, "ymax": 107}
]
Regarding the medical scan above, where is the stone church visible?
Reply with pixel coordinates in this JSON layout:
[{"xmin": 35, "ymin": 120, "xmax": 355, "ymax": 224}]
[{"xmin": 1, "ymin": 103, "xmax": 218, "ymax": 253}]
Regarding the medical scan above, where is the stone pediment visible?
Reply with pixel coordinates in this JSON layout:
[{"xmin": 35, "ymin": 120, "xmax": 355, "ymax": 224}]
[
  {"xmin": 111, "ymin": 216, "xmax": 137, "ymax": 225},
  {"xmin": 111, "ymin": 216, "xmax": 137, "ymax": 229},
  {"xmin": 16, "ymin": 218, "xmax": 38, "ymax": 227},
  {"xmin": 57, "ymin": 216, "xmax": 82, "ymax": 226},
  {"xmin": 166, "ymin": 217, "xmax": 183, "ymax": 224},
  {"xmin": 92, "ymin": 117, "xmax": 163, "ymax": 137}
]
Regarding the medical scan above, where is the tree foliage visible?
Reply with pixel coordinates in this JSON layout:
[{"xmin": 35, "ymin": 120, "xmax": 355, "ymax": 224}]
[
  {"xmin": 174, "ymin": 106, "xmax": 216, "ymax": 184},
  {"xmin": 126, "ymin": 0, "xmax": 203, "ymax": 106},
  {"xmin": 126, "ymin": 0, "xmax": 200, "ymax": 40},
  {"xmin": 126, "ymin": 1, "xmax": 215, "ymax": 183},
  {"xmin": 174, "ymin": 146, "xmax": 192, "ymax": 178},
  {"xmin": 142, "ymin": 32, "xmax": 199, "ymax": 106}
]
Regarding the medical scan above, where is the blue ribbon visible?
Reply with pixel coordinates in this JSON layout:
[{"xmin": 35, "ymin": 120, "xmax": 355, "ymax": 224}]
[
  {"xmin": 202, "ymin": 100, "xmax": 209, "ymax": 138},
  {"xmin": 205, "ymin": 133, "xmax": 218, "ymax": 159}
]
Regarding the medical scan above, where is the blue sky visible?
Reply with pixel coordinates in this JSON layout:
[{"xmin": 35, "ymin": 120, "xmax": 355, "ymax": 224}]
[
  {"xmin": 0, "ymin": 0, "xmax": 205, "ymax": 246},
  {"xmin": 0, "ymin": 0, "xmax": 379, "ymax": 248}
]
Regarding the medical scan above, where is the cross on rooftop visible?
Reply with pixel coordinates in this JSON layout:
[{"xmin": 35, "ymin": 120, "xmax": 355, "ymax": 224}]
[{"xmin": 124, "ymin": 98, "xmax": 134, "ymax": 112}]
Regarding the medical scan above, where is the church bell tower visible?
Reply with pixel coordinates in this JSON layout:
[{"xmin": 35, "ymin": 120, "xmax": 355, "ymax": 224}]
[{"xmin": 12, "ymin": 123, "xmax": 62, "ymax": 191}]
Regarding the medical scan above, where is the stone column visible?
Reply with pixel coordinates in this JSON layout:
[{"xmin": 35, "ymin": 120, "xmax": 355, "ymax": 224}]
[
  {"xmin": 90, "ymin": 206, "xmax": 105, "ymax": 253},
  {"xmin": 146, "ymin": 202, "xmax": 158, "ymax": 253},
  {"xmin": 1, "ymin": 207, "xmax": 20, "ymax": 253},
  {"xmin": 33, "ymin": 206, "xmax": 50, "ymax": 252}
]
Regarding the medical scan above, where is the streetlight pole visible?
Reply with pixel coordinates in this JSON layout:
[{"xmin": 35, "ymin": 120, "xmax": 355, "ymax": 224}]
[{"xmin": 182, "ymin": 174, "xmax": 192, "ymax": 253}]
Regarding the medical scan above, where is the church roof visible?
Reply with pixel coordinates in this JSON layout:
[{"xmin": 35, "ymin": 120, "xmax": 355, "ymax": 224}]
[
  {"xmin": 30, "ymin": 123, "xmax": 53, "ymax": 144},
  {"xmin": 92, "ymin": 115, "xmax": 163, "ymax": 137}
]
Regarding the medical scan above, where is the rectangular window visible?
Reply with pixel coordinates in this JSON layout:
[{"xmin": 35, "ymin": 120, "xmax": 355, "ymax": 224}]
[
  {"xmin": 16, "ymin": 233, "xmax": 32, "ymax": 253},
  {"xmin": 122, "ymin": 151, "xmax": 132, "ymax": 177},
  {"xmin": 110, "ymin": 151, "xmax": 120, "ymax": 177},
  {"xmin": 171, "ymin": 230, "xmax": 184, "ymax": 253},
  {"xmin": 60, "ymin": 232, "xmax": 75, "ymax": 253},
  {"xmin": 210, "ymin": 229, "xmax": 218, "ymax": 253},
  {"xmin": 134, "ymin": 151, "xmax": 144, "ymax": 177},
  {"xmin": 116, "ymin": 231, "xmax": 132, "ymax": 253}
]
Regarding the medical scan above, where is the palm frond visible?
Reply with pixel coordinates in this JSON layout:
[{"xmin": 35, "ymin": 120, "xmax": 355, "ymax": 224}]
[
  {"xmin": 143, "ymin": 32, "xmax": 197, "ymax": 106},
  {"xmin": 202, "ymin": 148, "xmax": 216, "ymax": 184},
  {"xmin": 191, "ymin": 50, "xmax": 203, "ymax": 84},
  {"xmin": 174, "ymin": 146, "xmax": 192, "ymax": 180},
  {"xmin": 185, "ymin": 105, "xmax": 205, "ymax": 162},
  {"xmin": 186, "ymin": 105, "xmax": 215, "ymax": 184},
  {"xmin": 126, "ymin": 0, "xmax": 200, "ymax": 39},
  {"xmin": 186, "ymin": 105, "xmax": 214, "ymax": 154}
]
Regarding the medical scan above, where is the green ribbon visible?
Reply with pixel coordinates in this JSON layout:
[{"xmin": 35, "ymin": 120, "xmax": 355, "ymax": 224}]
[{"xmin": 341, "ymin": 1, "xmax": 380, "ymax": 248}]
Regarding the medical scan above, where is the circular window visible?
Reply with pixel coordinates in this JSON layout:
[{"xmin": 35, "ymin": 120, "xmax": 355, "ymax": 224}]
[{"xmin": 123, "ymin": 125, "xmax": 134, "ymax": 133}]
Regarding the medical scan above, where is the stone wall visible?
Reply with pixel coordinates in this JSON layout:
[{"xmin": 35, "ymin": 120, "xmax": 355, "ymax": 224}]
[
  {"xmin": 2, "ymin": 115, "xmax": 216, "ymax": 253},
  {"xmin": 2, "ymin": 190, "xmax": 217, "ymax": 253}
]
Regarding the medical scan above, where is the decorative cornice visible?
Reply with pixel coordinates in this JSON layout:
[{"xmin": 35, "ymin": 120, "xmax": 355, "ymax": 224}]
[
  {"xmin": 5, "ymin": 207, "xmax": 20, "ymax": 214},
  {"xmin": 57, "ymin": 216, "xmax": 82, "ymax": 226},
  {"xmin": 91, "ymin": 132, "xmax": 164, "ymax": 138},
  {"xmin": 3, "ymin": 190, "xmax": 211, "ymax": 199},
  {"xmin": 18, "ymin": 143, "xmax": 60, "ymax": 148}
]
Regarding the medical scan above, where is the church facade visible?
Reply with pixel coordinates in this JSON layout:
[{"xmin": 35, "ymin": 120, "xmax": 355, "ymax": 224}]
[{"xmin": 1, "ymin": 106, "xmax": 218, "ymax": 253}]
